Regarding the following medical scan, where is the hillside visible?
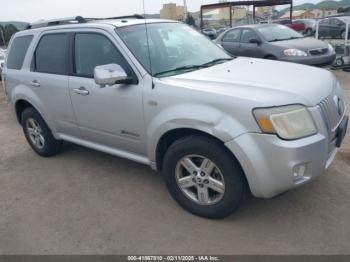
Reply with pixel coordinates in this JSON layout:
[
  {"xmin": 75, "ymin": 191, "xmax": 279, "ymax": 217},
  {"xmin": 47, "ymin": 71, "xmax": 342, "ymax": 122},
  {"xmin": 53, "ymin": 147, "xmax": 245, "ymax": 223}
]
[
  {"xmin": 280, "ymin": 0, "xmax": 350, "ymax": 12},
  {"xmin": 0, "ymin": 21, "xmax": 28, "ymax": 30}
]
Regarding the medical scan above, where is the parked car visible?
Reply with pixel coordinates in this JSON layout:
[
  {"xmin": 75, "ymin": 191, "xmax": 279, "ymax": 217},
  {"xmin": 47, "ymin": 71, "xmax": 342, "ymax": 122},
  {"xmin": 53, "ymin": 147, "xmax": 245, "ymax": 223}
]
[
  {"xmin": 215, "ymin": 24, "xmax": 336, "ymax": 66},
  {"xmin": 216, "ymin": 27, "xmax": 229, "ymax": 35},
  {"xmin": 201, "ymin": 28, "xmax": 217, "ymax": 39},
  {"xmin": 318, "ymin": 16, "xmax": 350, "ymax": 39},
  {"xmin": 0, "ymin": 49, "xmax": 6, "ymax": 80},
  {"xmin": 2, "ymin": 17, "xmax": 348, "ymax": 218},
  {"xmin": 294, "ymin": 19, "xmax": 317, "ymax": 36},
  {"xmin": 277, "ymin": 19, "xmax": 306, "ymax": 33}
]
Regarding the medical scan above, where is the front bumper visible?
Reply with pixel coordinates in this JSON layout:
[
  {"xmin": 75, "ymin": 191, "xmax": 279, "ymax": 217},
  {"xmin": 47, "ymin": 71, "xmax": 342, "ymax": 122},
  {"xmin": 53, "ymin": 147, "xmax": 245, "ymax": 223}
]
[
  {"xmin": 280, "ymin": 53, "xmax": 336, "ymax": 67},
  {"xmin": 225, "ymin": 107, "xmax": 348, "ymax": 198}
]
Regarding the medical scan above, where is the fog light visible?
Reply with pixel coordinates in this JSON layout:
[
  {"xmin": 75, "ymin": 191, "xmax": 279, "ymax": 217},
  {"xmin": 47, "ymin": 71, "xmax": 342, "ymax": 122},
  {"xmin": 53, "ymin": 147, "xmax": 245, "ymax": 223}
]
[{"xmin": 293, "ymin": 164, "xmax": 306, "ymax": 181}]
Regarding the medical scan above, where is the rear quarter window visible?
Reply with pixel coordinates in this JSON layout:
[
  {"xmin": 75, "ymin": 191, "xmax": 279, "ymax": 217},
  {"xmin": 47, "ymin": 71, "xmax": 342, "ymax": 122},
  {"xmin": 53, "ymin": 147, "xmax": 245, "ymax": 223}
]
[{"xmin": 6, "ymin": 35, "xmax": 33, "ymax": 70}]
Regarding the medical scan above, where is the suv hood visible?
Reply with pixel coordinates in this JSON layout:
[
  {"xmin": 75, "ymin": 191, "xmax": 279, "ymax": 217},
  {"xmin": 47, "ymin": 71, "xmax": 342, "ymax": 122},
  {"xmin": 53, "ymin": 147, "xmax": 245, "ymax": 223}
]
[
  {"xmin": 270, "ymin": 37, "xmax": 328, "ymax": 51},
  {"xmin": 162, "ymin": 57, "xmax": 334, "ymax": 107}
]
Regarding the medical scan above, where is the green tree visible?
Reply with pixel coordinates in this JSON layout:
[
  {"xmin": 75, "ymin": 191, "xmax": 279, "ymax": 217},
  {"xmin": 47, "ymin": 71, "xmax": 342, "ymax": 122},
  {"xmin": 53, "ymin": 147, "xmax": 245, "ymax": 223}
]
[
  {"xmin": 0, "ymin": 24, "xmax": 18, "ymax": 47},
  {"xmin": 185, "ymin": 14, "xmax": 195, "ymax": 27}
]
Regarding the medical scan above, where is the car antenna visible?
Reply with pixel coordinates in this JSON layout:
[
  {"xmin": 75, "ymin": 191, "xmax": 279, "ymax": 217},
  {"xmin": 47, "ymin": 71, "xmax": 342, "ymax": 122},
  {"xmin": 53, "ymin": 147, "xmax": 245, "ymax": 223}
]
[{"xmin": 142, "ymin": 0, "xmax": 155, "ymax": 89}]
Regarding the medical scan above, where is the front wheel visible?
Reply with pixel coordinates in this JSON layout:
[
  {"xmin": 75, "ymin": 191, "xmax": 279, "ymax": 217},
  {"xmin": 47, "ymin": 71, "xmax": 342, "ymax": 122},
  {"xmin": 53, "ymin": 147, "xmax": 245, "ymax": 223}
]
[
  {"xmin": 163, "ymin": 136, "xmax": 245, "ymax": 219},
  {"xmin": 305, "ymin": 28, "xmax": 313, "ymax": 37},
  {"xmin": 341, "ymin": 31, "xmax": 346, "ymax": 40}
]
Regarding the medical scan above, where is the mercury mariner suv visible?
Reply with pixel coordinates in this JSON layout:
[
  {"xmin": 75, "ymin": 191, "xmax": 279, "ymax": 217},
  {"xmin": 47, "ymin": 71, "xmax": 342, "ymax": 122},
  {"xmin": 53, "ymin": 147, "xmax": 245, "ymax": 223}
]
[{"xmin": 2, "ymin": 16, "xmax": 348, "ymax": 218}]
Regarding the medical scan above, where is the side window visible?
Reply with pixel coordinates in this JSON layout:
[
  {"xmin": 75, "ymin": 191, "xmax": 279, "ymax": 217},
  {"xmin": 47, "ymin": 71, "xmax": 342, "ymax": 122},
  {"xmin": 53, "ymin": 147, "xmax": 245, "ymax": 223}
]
[
  {"xmin": 74, "ymin": 33, "xmax": 130, "ymax": 78},
  {"xmin": 6, "ymin": 35, "xmax": 33, "ymax": 70},
  {"xmin": 240, "ymin": 29, "xmax": 260, "ymax": 43},
  {"xmin": 329, "ymin": 19, "xmax": 337, "ymax": 25},
  {"xmin": 222, "ymin": 29, "xmax": 241, "ymax": 43},
  {"xmin": 320, "ymin": 19, "xmax": 329, "ymax": 25},
  {"xmin": 34, "ymin": 34, "xmax": 69, "ymax": 75}
]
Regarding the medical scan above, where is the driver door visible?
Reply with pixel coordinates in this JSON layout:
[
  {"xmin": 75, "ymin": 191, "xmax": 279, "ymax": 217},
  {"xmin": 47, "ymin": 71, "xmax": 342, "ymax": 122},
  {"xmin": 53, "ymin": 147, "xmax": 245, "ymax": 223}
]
[
  {"xmin": 237, "ymin": 29, "xmax": 264, "ymax": 58},
  {"xmin": 220, "ymin": 29, "xmax": 241, "ymax": 56},
  {"xmin": 68, "ymin": 31, "xmax": 147, "ymax": 155}
]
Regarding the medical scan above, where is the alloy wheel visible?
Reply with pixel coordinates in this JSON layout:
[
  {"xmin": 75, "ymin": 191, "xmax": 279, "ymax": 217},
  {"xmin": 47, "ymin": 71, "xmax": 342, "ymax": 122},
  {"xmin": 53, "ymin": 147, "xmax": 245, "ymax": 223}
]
[
  {"xmin": 26, "ymin": 118, "xmax": 45, "ymax": 149},
  {"xmin": 175, "ymin": 155, "xmax": 225, "ymax": 205}
]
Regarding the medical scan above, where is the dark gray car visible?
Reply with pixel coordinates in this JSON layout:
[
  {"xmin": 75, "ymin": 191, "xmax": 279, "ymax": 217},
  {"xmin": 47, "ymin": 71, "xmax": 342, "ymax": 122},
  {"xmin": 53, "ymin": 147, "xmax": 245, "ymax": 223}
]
[{"xmin": 215, "ymin": 24, "xmax": 336, "ymax": 66}]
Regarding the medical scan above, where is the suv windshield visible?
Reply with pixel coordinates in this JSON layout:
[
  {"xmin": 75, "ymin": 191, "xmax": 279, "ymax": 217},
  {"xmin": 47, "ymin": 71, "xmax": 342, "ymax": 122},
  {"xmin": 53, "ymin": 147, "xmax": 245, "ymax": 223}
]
[
  {"xmin": 258, "ymin": 25, "xmax": 303, "ymax": 42},
  {"xmin": 118, "ymin": 23, "xmax": 231, "ymax": 77}
]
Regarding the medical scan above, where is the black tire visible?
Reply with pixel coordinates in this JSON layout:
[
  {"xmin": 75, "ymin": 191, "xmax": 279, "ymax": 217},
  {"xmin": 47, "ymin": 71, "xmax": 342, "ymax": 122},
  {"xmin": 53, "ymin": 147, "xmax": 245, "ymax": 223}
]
[
  {"xmin": 335, "ymin": 57, "xmax": 344, "ymax": 67},
  {"xmin": 21, "ymin": 107, "xmax": 62, "ymax": 157},
  {"xmin": 305, "ymin": 28, "xmax": 313, "ymax": 37},
  {"xmin": 163, "ymin": 135, "xmax": 245, "ymax": 219},
  {"xmin": 341, "ymin": 30, "xmax": 346, "ymax": 40}
]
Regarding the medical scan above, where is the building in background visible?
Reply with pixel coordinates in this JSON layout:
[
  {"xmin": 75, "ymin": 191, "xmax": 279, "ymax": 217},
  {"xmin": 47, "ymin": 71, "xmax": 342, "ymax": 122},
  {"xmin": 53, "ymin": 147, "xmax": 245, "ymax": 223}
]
[
  {"xmin": 280, "ymin": 10, "xmax": 315, "ymax": 19},
  {"xmin": 160, "ymin": 3, "xmax": 185, "ymax": 21},
  {"xmin": 311, "ymin": 8, "xmax": 338, "ymax": 18}
]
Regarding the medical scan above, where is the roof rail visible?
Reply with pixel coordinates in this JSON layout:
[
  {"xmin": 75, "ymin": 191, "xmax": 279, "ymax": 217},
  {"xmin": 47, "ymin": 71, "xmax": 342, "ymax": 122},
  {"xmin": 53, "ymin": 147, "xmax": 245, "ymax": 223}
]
[
  {"xmin": 26, "ymin": 14, "xmax": 144, "ymax": 29},
  {"xmin": 27, "ymin": 16, "xmax": 87, "ymax": 29}
]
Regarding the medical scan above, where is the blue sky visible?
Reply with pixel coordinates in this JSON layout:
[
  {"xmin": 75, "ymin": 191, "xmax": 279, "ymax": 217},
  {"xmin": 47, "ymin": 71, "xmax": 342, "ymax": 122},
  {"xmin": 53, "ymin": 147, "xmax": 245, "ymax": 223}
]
[{"xmin": 0, "ymin": 0, "xmax": 338, "ymax": 22}]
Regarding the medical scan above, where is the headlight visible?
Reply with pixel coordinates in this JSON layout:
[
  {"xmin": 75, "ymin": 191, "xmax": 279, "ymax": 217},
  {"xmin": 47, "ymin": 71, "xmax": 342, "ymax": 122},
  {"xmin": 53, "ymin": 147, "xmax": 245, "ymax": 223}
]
[
  {"xmin": 328, "ymin": 43, "xmax": 334, "ymax": 53},
  {"xmin": 283, "ymin": 49, "xmax": 307, "ymax": 57},
  {"xmin": 253, "ymin": 105, "xmax": 317, "ymax": 140}
]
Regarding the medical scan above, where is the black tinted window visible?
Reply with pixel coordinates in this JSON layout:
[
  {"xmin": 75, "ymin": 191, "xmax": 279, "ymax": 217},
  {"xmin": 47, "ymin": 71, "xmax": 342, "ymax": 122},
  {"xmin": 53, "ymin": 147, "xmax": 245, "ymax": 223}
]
[
  {"xmin": 35, "ymin": 34, "xmax": 68, "ymax": 75},
  {"xmin": 320, "ymin": 19, "xmax": 329, "ymax": 25},
  {"xmin": 241, "ymin": 29, "xmax": 260, "ymax": 43},
  {"xmin": 223, "ymin": 29, "xmax": 241, "ymax": 42},
  {"xmin": 7, "ymin": 35, "xmax": 33, "ymax": 70},
  {"xmin": 74, "ymin": 33, "xmax": 129, "ymax": 77}
]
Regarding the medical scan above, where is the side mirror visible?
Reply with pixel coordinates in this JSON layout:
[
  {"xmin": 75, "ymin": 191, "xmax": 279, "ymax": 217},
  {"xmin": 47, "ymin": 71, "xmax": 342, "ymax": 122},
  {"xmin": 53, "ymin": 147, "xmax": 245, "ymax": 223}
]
[
  {"xmin": 94, "ymin": 64, "xmax": 133, "ymax": 87},
  {"xmin": 249, "ymin": 39, "xmax": 262, "ymax": 45}
]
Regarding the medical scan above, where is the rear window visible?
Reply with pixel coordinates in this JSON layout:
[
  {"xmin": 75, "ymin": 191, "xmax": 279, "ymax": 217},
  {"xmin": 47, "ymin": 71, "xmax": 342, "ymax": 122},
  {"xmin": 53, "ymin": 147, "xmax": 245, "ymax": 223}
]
[
  {"xmin": 6, "ymin": 35, "xmax": 33, "ymax": 70},
  {"xmin": 34, "ymin": 34, "xmax": 69, "ymax": 75}
]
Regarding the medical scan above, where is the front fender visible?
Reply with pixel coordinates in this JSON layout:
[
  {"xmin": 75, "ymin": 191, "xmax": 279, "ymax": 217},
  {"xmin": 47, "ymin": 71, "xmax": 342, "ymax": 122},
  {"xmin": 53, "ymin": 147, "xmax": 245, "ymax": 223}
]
[{"xmin": 146, "ymin": 103, "xmax": 248, "ymax": 163}]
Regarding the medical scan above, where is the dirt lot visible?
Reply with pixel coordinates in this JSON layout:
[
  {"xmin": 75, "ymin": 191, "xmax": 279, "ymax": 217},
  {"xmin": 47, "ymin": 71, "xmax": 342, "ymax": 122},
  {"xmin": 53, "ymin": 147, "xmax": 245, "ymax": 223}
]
[{"xmin": 0, "ymin": 70, "xmax": 350, "ymax": 255}]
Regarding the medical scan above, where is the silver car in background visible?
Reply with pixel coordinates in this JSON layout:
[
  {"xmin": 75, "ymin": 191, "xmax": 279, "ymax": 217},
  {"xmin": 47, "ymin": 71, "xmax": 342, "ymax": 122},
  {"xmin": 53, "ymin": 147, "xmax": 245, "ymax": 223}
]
[
  {"xmin": 0, "ymin": 49, "xmax": 6, "ymax": 79},
  {"xmin": 2, "ymin": 17, "xmax": 348, "ymax": 218},
  {"xmin": 215, "ymin": 24, "xmax": 336, "ymax": 66}
]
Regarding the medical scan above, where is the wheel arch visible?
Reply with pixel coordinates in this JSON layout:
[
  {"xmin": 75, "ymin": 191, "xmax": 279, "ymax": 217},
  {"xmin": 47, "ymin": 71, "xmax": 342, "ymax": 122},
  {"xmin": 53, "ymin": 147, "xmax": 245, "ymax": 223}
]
[
  {"xmin": 264, "ymin": 54, "xmax": 277, "ymax": 59},
  {"xmin": 15, "ymin": 99, "xmax": 36, "ymax": 123}
]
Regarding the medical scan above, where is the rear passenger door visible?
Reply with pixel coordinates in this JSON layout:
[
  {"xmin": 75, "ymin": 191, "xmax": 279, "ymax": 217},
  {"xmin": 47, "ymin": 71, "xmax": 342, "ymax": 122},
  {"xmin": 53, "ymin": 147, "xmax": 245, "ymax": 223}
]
[
  {"xmin": 29, "ymin": 33, "xmax": 79, "ymax": 137},
  {"xmin": 220, "ymin": 29, "xmax": 241, "ymax": 56},
  {"xmin": 68, "ymin": 31, "xmax": 146, "ymax": 155}
]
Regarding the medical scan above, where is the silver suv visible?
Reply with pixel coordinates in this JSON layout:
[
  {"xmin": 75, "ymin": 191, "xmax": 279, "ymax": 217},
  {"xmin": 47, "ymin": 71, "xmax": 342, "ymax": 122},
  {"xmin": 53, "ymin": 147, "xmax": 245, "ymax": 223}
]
[{"xmin": 2, "ymin": 16, "xmax": 348, "ymax": 218}]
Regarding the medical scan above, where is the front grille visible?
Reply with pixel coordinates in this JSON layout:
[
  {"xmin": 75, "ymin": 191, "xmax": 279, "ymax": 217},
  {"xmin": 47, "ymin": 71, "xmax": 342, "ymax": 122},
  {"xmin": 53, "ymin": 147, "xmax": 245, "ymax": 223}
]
[
  {"xmin": 319, "ymin": 94, "xmax": 344, "ymax": 133},
  {"xmin": 309, "ymin": 48, "xmax": 329, "ymax": 56}
]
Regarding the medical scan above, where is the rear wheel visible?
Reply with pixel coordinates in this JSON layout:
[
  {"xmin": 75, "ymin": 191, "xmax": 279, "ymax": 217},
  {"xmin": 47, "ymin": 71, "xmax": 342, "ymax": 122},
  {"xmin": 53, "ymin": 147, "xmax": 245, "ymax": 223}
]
[
  {"xmin": 21, "ymin": 107, "xmax": 62, "ymax": 157},
  {"xmin": 163, "ymin": 136, "xmax": 245, "ymax": 219}
]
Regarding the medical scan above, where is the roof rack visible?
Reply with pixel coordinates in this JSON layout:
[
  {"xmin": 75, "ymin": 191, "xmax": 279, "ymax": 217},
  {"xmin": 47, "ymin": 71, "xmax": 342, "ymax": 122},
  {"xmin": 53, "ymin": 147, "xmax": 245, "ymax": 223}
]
[{"xmin": 26, "ymin": 14, "xmax": 144, "ymax": 29}]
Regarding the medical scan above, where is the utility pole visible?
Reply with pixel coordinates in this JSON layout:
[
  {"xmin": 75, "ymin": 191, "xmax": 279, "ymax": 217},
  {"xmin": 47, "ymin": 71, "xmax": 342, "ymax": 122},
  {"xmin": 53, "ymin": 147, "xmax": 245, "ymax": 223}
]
[{"xmin": 183, "ymin": 0, "xmax": 188, "ymax": 21}]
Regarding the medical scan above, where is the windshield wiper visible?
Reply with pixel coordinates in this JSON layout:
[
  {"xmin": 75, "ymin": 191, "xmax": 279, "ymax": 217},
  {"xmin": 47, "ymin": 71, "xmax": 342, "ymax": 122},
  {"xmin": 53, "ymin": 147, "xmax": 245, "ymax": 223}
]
[
  {"xmin": 154, "ymin": 65, "xmax": 209, "ymax": 77},
  {"xmin": 269, "ymin": 38, "xmax": 287, "ymax": 42},
  {"xmin": 269, "ymin": 36, "xmax": 304, "ymax": 42},
  {"xmin": 200, "ymin": 58, "xmax": 233, "ymax": 67},
  {"xmin": 153, "ymin": 58, "xmax": 233, "ymax": 78}
]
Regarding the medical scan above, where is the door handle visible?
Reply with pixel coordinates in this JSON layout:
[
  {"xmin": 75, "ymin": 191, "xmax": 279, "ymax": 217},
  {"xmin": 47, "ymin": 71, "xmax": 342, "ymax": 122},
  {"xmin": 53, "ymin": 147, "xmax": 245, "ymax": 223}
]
[
  {"xmin": 73, "ymin": 87, "xmax": 90, "ymax": 96},
  {"xmin": 30, "ymin": 80, "xmax": 40, "ymax": 87}
]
